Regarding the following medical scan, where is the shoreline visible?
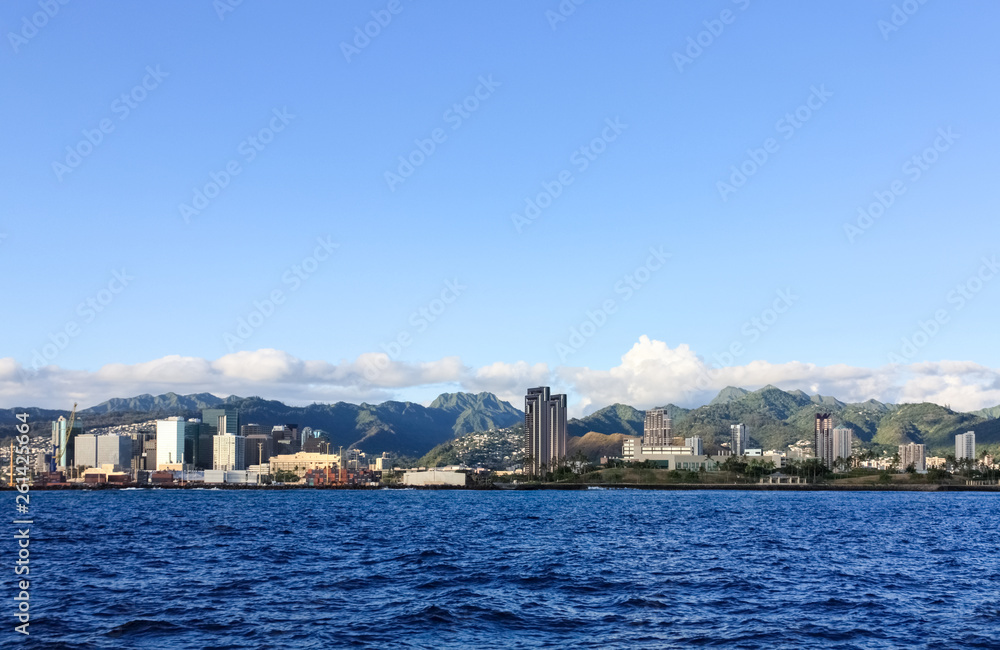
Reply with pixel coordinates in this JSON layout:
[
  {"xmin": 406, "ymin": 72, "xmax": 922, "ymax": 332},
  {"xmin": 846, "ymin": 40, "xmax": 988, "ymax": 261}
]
[{"xmin": 5, "ymin": 483, "xmax": 1000, "ymax": 492}]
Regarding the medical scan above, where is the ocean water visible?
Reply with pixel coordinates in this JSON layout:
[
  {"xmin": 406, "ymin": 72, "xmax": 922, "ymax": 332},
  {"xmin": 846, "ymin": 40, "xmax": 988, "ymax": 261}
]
[{"xmin": 8, "ymin": 489, "xmax": 1000, "ymax": 649}]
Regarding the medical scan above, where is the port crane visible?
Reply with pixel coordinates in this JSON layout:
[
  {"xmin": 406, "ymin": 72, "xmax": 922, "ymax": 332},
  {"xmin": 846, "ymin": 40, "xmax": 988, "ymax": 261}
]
[{"xmin": 51, "ymin": 402, "xmax": 78, "ymax": 474}]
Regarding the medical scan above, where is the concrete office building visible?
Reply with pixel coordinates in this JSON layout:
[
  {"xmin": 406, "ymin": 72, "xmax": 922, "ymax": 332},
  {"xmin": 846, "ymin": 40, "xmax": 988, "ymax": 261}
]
[
  {"xmin": 523, "ymin": 387, "xmax": 567, "ymax": 475},
  {"xmin": 731, "ymin": 424, "xmax": 748, "ymax": 456},
  {"xmin": 97, "ymin": 434, "xmax": 134, "ymax": 470},
  {"xmin": 74, "ymin": 434, "xmax": 99, "ymax": 469},
  {"xmin": 644, "ymin": 409, "xmax": 672, "ymax": 446},
  {"xmin": 815, "ymin": 413, "xmax": 834, "ymax": 468},
  {"xmin": 403, "ymin": 469, "xmax": 470, "ymax": 487},
  {"xmin": 244, "ymin": 432, "xmax": 272, "ymax": 466},
  {"xmin": 832, "ymin": 427, "xmax": 853, "ymax": 464},
  {"xmin": 272, "ymin": 424, "xmax": 300, "ymax": 455},
  {"xmin": 269, "ymin": 452, "xmax": 340, "ymax": 479},
  {"xmin": 955, "ymin": 431, "xmax": 976, "ymax": 460},
  {"xmin": 142, "ymin": 437, "xmax": 158, "ymax": 471},
  {"xmin": 213, "ymin": 434, "xmax": 247, "ymax": 471},
  {"xmin": 684, "ymin": 437, "xmax": 704, "ymax": 456},
  {"xmin": 899, "ymin": 443, "xmax": 926, "ymax": 472},
  {"xmin": 622, "ymin": 436, "xmax": 700, "ymax": 461}
]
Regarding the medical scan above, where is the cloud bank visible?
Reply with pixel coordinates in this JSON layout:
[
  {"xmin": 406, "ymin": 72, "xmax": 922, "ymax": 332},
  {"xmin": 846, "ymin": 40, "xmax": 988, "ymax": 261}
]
[{"xmin": 2, "ymin": 336, "xmax": 999, "ymax": 416}]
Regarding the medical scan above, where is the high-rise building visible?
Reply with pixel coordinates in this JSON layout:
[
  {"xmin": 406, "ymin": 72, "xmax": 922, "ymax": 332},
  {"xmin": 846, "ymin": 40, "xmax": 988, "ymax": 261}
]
[
  {"xmin": 814, "ymin": 413, "xmax": 834, "ymax": 468},
  {"xmin": 644, "ymin": 409, "xmax": 672, "ymax": 446},
  {"xmin": 244, "ymin": 428, "xmax": 273, "ymax": 466},
  {"xmin": 899, "ymin": 443, "xmax": 926, "ymax": 472},
  {"xmin": 955, "ymin": 431, "xmax": 976, "ymax": 460},
  {"xmin": 684, "ymin": 436, "xmax": 703, "ymax": 456},
  {"xmin": 74, "ymin": 434, "xmax": 99, "ymax": 469},
  {"xmin": 523, "ymin": 387, "xmax": 567, "ymax": 475},
  {"xmin": 52, "ymin": 416, "xmax": 83, "ymax": 470},
  {"xmin": 272, "ymin": 424, "xmax": 300, "ymax": 454},
  {"xmin": 730, "ymin": 424, "xmax": 747, "ymax": 456},
  {"xmin": 142, "ymin": 437, "xmax": 158, "ymax": 471},
  {"xmin": 202, "ymin": 407, "xmax": 240, "ymax": 436},
  {"xmin": 213, "ymin": 434, "xmax": 247, "ymax": 471},
  {"xmin": 156, "ymin": 417, "xmax": 189, "ymax": 468},
  {"xmin": 303, "ymin": 431, "xmax": 332, "ymax": 454},
  {"xmin": 97, "ymin": 435, "xmax": 134, "ymax": 470},
  {"xmin": 832, "ymin": 427, "xmax": 853, "ymax": 463},
  {"xmin": 241, "ymin": 423, "xmax": 265, "ymax": 437},
  {"xmin": 128, "ymin": 432, "xmax": 152, "ymax": 472}
]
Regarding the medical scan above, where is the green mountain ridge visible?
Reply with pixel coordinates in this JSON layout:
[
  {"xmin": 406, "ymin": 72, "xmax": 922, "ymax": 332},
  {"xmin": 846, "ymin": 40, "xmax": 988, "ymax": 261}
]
[{"xmin": 4, "ymin": 387, "xmax": 999, "ymax": 458}]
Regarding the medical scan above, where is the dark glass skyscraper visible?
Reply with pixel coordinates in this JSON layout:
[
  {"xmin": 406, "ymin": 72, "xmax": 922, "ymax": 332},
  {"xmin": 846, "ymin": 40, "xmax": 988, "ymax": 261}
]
[{"xmin": 523, "ymin": 387, "xmax": 567, "ymax": 475}]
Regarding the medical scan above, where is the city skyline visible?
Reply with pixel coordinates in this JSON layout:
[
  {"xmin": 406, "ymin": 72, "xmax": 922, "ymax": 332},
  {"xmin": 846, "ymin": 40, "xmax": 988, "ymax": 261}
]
[{"xmin": 2, "ymin": 3, "xmax": 999, "ymax": 416}]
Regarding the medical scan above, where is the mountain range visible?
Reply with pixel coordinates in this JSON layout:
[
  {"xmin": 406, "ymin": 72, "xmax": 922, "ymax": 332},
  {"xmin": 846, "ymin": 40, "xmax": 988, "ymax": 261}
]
[{"xmin": 3, "ymin": 386, "xmax": 998, "ymax": 457}]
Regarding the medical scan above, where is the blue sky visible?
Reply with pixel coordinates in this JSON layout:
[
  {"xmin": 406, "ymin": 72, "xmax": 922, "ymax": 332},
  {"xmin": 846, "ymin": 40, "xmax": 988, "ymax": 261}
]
[{"xmin": 2, "ymin": 1, "xmax": 999, "ymax": 412}]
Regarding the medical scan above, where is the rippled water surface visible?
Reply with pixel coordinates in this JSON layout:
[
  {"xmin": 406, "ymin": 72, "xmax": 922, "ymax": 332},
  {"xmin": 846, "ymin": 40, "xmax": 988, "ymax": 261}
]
[{"xmin": 9, "ymin": 489, "xmax": 1000, "ymax": 648}]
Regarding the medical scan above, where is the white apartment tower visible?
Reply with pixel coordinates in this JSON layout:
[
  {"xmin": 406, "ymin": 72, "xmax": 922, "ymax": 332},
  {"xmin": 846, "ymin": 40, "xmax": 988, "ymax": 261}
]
[
  {"xmin": 832, "ymin": 427, "xmax": 853, "ymax": 462},
  {"xmin": 955, "ymin": 431, "xmax": 976, "ymax": 460},
  {"xmin": 213, "ymin": 434, "xmax": 247, "ymax": 471},
  {"xmin": 730, "ymin": 424, "xmax": 747, "ymax": 456}
]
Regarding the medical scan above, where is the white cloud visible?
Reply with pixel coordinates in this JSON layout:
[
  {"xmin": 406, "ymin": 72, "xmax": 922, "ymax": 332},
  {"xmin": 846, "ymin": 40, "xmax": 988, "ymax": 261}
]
[{"xmin": 2, "ymin": 338, "xmax": 999, "ymax": 415}]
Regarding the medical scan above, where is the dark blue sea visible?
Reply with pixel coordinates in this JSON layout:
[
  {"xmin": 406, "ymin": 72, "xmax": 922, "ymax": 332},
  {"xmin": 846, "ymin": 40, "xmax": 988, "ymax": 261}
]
[{"xmin": 7, "ymin": 489, "xmax": 1000, "ymax": 649}]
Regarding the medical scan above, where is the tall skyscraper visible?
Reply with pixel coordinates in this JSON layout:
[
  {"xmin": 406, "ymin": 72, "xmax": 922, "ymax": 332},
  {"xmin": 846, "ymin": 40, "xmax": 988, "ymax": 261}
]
[
  {"xmin": 815, "ymin": 413, "xmax": 834, "ymax": 467},
  {"xmin": 955, "ymin": 431, "xmax": 976, "ymax": 460},
  {"xmin": 74, "ymin": 434, "xmax": 99, "ymax": 469},
  {"xmin": 832, "ymin": 427, "xmax": 853, "ymax": 462},
  {"xmin": 899, "ymin": 443, "xmax": 926, "ymax": 472},
  {"xmin": 199, "ymin": 408, "xmax": 240, "ymax": 469},
  {"xmin": 213, "ymin": 434, "xmax": 247, "ymax": 471},
  {"xmin": 523, "ymin": 387, "xmax": 567, "ymax": 475},
  {"xmin": 202, "ymin": 407, "xmax": 240, "ymax": 436},
  {"xmin": 156, "ymin": 417, "xmax": 188, "ymax": 468},
  {"xmin": 644, "ymin": 409, "xmax": 672, "ymax": 446},
  {"xmin": 730, "ymin": 424, "xmax": 747, "ymax": 456},
  {"xmin": 52, "ymin": 416, "xmax": 83, "ymax": 470},
  {"xmin": 97, "ymin": 435, "xmax": 134, "ymax": 470},
  {"xmin": 243, "ymin": 424, "xmax": 272, "ymax": 466}
]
